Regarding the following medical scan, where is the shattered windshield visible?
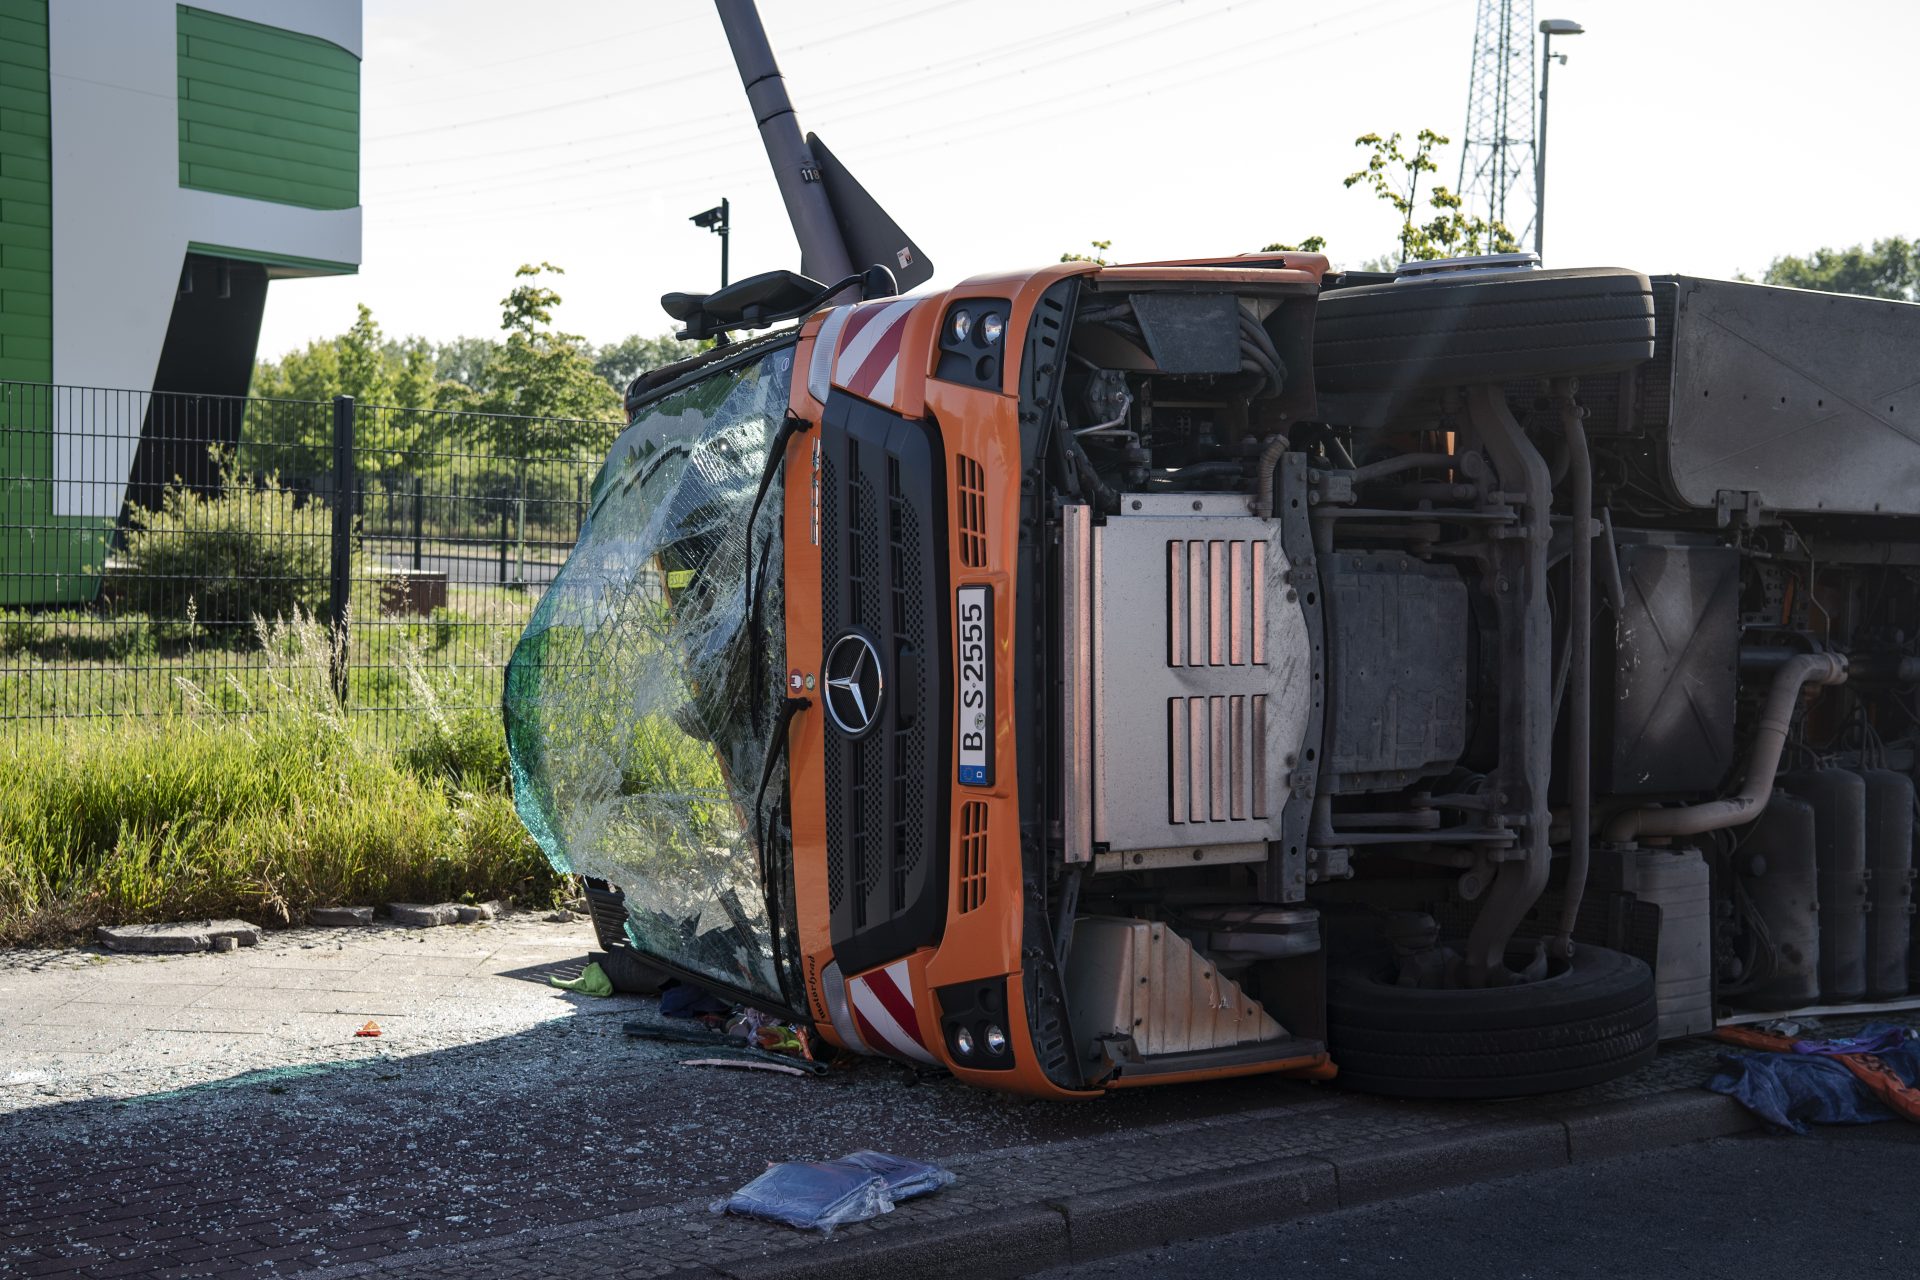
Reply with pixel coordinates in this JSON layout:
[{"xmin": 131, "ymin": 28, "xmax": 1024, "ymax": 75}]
[{"xmin": 504, "ymin": 338, "xmax": 796, "ymax": 1005}]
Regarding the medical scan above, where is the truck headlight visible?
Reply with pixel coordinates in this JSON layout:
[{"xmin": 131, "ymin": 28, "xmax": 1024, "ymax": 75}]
[
  {"xmin": 954, "ymin": 1026, "xmax": 975, "ymax": 1057},
  {"xmin": 950, "ymin": 309, "xmax": 973, "ymax": 344},
  {"xmin": 979, "ymin": 312, "xmax": 1004, "ymax": 347},
  {"xmin": 984, "ymin": 1024, "xmax": 1008, "ymax": 1055}
]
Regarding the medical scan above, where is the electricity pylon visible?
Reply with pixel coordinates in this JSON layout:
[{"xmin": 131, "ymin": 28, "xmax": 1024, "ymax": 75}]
[{"xmin": 1457, "ymin": 0, "xmax": 1537, "ymax": 247}]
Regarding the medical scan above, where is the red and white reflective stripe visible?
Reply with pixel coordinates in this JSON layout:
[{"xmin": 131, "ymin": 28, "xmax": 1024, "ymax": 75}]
[
  {"xmin": 832, "ymin": 297, "xmax": 918, "ymax": 405},
  {"xmin": 846, "ymin": 959, "xmax": 935, "ymax": 1064}
]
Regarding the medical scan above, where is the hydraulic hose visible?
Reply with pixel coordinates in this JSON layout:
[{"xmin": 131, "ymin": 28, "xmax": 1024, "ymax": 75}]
[
  {"xmin": 1252, "ymin": 433, "xmax": 1290, "ymax": 518},
  {"xmin": 1549, "ymin": 383, "xmax": 1592, "ymax": 960},
  {"xmin": 1602, "ymin": 652, "xmax": 1849, "ymax": 844}
]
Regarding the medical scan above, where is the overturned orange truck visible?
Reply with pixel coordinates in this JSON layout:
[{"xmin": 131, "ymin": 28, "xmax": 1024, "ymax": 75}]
[{"xmin": 503, "ymin": 2, "xmax": 1920, "ymax": 1099}]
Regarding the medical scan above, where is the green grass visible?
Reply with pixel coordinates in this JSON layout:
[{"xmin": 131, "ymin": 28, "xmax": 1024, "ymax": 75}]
[{"xmin": 0, "ymin": 613, "xmax": 565, "ymax": 945}]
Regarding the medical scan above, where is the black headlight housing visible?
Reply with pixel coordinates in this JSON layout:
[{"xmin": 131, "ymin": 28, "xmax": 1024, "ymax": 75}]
[
  {"xmin": 934, "ymin": 975, "xmax": 1017, "ymax": 1071},
  {"xmin": 933, "ymin": 298, "xmax": 1012, "ymax": 392}
]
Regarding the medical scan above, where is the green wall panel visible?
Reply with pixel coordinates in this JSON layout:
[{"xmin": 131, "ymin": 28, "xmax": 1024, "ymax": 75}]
[
  {"xmin": 0, "ymin": 1, "xmax": 96, "ymax": 605},
  {"xmin": 0, "ymin": 0, "xmax": 46, "ymax": 386},
  {"xmin": 176, "ymin": 6, "xmax": 359, "ymax": 210}
]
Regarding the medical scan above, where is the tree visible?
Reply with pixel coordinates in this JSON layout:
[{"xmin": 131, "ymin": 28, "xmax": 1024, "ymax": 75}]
[
  {"xmin": 1061, "ymin": 239, "xmax": 1114, "ymax": 265},
  {"xmin": 251, "ymin": 304, "xmax": 446, "ymax": 406},
  {"xmin": 1762, "ymin": 237, "xmax": 1919, "ymax": 301},
  {"xmin": 1263, "ymin": 236, "xmax": 1327, "ymax": 253},
  {"xmin": 250, "ymin": 305, "xmax": 468, "ymax": 467},
  {"xmin": 429, "ymin": 336, "xmax": 501, "ymax": 390},
  {"xmin": 593, "ymin": 332, "xmax": 701, "ymax": 394},
  {"xmin": 462, "ymin": 263, "xmax": 623, "ymax": 458},
  {"xmin": 1343, "ymin": 130, "xmax": 1519, "ymax": 264}
]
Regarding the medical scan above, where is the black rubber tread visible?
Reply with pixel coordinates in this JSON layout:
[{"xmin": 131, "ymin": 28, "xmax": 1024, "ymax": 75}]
[
  {"xmin": 1326, "ymin": 943, "xmax": 1654, "ymax": 1034},
  {"xmin": 1332, "ymin": 1025, "xmax": 1657, "ymax": 1082},
  {"xmin": 1335, "ymin": 1036, "xmax": 1657, "ymax": 1099},
  {"xmin": 1325, "ymin": 943, "xmax": 1658, "ymax": 1099},
  {"xmin": 1314, "ymin": 266, "xmax": 1656, "ymax": 392},
  {"xmin": 1329, "ymin": 992, "xmax": 1656, "ymax": 1056}
]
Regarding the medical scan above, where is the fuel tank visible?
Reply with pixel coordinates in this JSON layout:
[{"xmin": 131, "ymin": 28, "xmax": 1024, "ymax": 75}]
[{"xmin": 1779, "ymin": 770, "xmax": 1867, "ymax": 1003}]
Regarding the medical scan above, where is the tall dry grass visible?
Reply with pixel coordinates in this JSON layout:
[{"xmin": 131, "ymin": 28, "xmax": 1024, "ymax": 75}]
[{"xmin": 0, "ymin": 612, "xmax": 562, "ymax": 945}]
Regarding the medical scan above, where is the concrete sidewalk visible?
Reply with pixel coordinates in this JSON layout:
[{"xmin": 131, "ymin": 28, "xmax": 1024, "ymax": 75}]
[
  {"xmin": 0, "ymin": 916, "xmax": 1821, "ymax": 1280},
  {"xmin": 0, "ymin": 914, "xmax": 623, "ymax": 1109}
]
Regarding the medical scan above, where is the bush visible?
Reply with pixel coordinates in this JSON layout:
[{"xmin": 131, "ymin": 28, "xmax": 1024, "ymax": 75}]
[
  {"xmin": 0, "ymin": 608, "xmax": 158, "ymax": 661},
  {"xmin": 121, "ymin": 451, "xmax": 332, "ymax": 629}
]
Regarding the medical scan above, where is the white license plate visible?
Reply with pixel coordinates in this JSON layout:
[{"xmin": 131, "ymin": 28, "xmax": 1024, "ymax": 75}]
[{"xmin": 956, "ymin": 585, "xmax": 993, "ymax": 786}]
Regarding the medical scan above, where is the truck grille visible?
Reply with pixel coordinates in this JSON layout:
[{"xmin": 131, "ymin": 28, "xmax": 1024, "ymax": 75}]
[
  {"xmin": 819, "ymin": 395, "xmax": 947, "ymax": 974},
  {"xmin": 957, "ymin": 454, "xmax": 987, "ymax": 568},
  {"xmin": 959, "ymin": 800, "xmax": 988, "ymax": 913}
]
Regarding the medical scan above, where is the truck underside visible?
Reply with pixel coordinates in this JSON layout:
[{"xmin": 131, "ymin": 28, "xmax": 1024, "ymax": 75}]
[{"xmin": 506, "ymin": 255, "xmax": 1920, "ymax": 1100}]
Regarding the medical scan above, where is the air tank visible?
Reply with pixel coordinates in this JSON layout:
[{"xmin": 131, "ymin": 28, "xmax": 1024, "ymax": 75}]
[
  {"xmin": 1779, "ymin": 770, "xmax": 1867, "ymax": 1002},
  {"xmin": 1739, "ymin": 793, "xmax": 1820, "ymax": 1009},
  {"xmin": 1860, "ymin": 769, "xmax": 1914, "ymax": 1000}
]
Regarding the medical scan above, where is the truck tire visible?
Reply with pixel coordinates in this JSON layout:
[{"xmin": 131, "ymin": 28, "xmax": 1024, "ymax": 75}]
[
  {"xmin": 1314, "ymin": 267, "xmax": 1656, "ymax": 392},
  {"xmin": 1326, "ymin": 943, "xmax": 1658, "ymax": 1098}
]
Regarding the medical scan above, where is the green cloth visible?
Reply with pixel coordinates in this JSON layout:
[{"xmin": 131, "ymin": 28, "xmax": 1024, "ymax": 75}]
[{"xmin": 549, "ymin": 961, "xmax": 614, "ymax": 997}]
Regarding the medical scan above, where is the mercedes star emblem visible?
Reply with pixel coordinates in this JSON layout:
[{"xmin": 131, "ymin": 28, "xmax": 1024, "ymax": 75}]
[{"xmin": 823, "ymin": 632, "xmax": 885, "ymax": 736}]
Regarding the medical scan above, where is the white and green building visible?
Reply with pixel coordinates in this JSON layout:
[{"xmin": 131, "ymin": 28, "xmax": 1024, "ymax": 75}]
[{"xmin": 1, "ymin": 0, "xmax": 362, "ymax": 603}]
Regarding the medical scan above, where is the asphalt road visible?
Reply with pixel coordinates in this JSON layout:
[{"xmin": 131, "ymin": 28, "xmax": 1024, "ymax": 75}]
[
  {"xmin": 1033, "ymin": 1126, "xmax": 1920, "ymax": 1279},
  {"xmin": 370, "ymin": 546, "xmax": 564, "ymax": 588}
]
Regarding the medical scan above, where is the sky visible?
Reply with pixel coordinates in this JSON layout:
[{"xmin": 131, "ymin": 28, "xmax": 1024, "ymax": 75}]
[{"xmin": 256, "ymin": 0, "xmax": 1920, "ymax": 359}]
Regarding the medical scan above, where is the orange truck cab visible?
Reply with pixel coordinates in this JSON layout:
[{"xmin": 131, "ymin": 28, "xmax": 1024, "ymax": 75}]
[{"xmin": 505, "ymin": 2, "xmax": 1920, "ymax": 1101}]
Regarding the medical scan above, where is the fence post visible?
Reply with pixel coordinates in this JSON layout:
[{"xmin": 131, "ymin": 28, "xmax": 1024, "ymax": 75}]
[
  {"xmin": 412, "ymin": 475, "xmax": 424, "ymax": 571},
  {"xmin": 514, "ymin": 469, "xmax": 526, "ymax": 588},
  {"xmin": 328, "ymin": 395, "xmax": 355, "ymax": 702},
  {"xmin": 498, "ymin": 501, "xmax": 509, "ymax": 584}
]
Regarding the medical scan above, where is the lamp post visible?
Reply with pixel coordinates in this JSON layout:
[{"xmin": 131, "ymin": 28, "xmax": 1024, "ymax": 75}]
[
  {"xmin": 691, "ymin": 198, "xmax": 731, "ymax": 287},
  {"xmin": 1535, "ymin": 18, "xmax": 1584, "ymax": 260}
]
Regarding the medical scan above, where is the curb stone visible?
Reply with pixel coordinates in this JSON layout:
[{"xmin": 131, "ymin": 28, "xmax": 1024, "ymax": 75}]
[
  {"xmin": 1554, "ymin": 1089, "xmax": 1756, "ymax": 1161},
  {"xmin": 1321, "ymin": 1117, "xmax": 1568, "ymax": 1206},
  {"xmin": 310, "ymin": 907, "xmax": 375, "ymax": 927},
  {"xmin": 95, "ymin": 919, "xmax": 262, "ymax": 953},
  {"xmin": 388, "ymin": 904, "xmax": 461, "ymax": 928},
  {"xmin": 1046, "ymin": 1155, "xmax": 1338, "ymax": 1257},
  {"xmin": 720, "ymin": 1205, "xmax": 1073, "ymax": 1280}
]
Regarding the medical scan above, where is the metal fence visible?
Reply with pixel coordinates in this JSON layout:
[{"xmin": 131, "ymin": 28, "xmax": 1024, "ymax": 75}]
[{"xmin": 0, "ymin": 380, "xmax": 613, "ymax": 746}]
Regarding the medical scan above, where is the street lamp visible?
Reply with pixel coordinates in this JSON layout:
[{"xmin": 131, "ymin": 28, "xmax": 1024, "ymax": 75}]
[
  {"xmin": 690, "ymin": 198, "xmax": 731, "ymax": 287},
  {"xmin": 1535, "ymin": 18, "xmax": 1584, "ymax": 260}
]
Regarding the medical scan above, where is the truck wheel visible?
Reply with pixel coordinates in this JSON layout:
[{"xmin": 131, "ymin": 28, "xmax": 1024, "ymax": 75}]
[
  {"xmin": 1314, "ymin": 267, "xmax": 1656, "ymax": 392},
  {"xmin": 1326, "ymin": 943, "xmax": 1657, "ymax": 1098}
]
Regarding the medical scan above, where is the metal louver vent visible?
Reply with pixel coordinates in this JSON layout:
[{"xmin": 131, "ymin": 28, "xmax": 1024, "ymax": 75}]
[
  {"xmin": 1168, "ymin": 693, "xmax": 1269, "ymax": 824},
  {"xmin": 1167, "ymin": 539, "xmax": 1266, "ymax": 667},
  {"xmin": 957, "ymin": 454, "xmax": 987, "ymax": 568},
  {"xmin": 958, "ymin": 801, "xmax": 988, "ymax": 912}
]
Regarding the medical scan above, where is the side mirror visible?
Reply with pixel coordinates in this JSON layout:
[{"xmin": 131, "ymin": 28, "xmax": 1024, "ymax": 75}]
[{"xmin": 861, "ymin": 263, "xmax": 899, "ymax": 300}]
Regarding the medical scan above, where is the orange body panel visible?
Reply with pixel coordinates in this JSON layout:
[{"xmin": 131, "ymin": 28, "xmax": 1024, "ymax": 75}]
[
  {"xmin": 780, "ymin": 260, "xmax": 1322, "ymax": 1095},
  {"xmin": 784, "ymin": 313, "xmax": 838, "ymax": 1043},
  {"xmin": 1091, "ymin": 265, "xmax": 1324, "ymax": 289}
]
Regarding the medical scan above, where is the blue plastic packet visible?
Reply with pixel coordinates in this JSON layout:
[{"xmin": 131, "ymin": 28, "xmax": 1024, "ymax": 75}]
[
  {"xmin": 839, "ymin": 1150, "xmax": 957, "ymax": 1201},
  {"xmin": 711, "ymin": 1151, "xmax": 956, "ymax": 1232},
  {"xmin": 711, "ymin": 1160, "xmax": 891, "ymax": 1232}
]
